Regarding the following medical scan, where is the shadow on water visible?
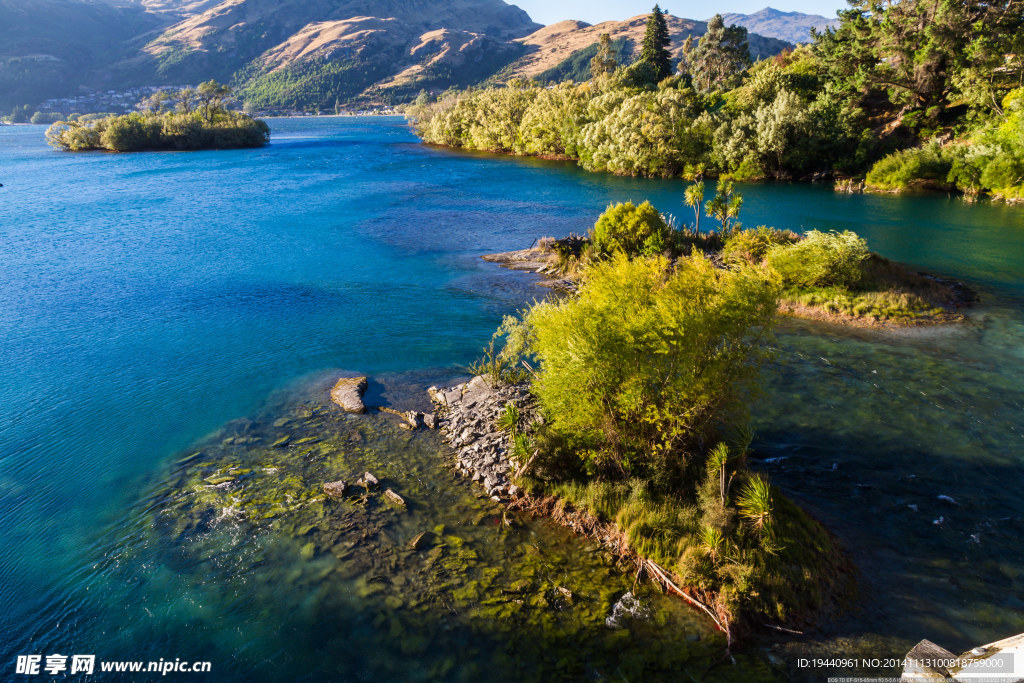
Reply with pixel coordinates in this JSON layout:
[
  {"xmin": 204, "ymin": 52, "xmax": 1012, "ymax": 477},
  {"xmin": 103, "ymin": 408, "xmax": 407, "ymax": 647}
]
[{"xmin": 744, "ymin": 305, "xmax": 1024, "ymax": 679}]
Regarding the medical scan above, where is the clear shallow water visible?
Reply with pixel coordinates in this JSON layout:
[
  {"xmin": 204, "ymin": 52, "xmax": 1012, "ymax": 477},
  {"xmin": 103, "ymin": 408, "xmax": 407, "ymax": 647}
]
[{"xmin": 0, "ymin": 117, "xmax": 1022, "ymax": 680}]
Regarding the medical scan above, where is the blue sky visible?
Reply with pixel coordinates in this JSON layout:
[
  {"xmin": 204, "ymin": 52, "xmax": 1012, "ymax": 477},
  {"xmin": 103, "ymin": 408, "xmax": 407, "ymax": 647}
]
[{"xmin": 510, "ymin": 1, "xmax": 848, "ymax": 25}]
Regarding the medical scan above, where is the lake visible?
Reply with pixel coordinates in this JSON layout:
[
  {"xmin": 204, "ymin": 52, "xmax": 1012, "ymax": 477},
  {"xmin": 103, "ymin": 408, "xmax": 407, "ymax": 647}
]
[{"xmin": 1, "ymin": 116, "xmax": 1022, "ymax": 680}]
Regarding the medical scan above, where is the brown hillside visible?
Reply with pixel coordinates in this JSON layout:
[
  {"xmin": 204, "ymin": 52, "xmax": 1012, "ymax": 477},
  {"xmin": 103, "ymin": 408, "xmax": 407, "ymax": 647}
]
[{"xmin": 507, "ymin": 13, "xmax": 791, "ymax": 80}]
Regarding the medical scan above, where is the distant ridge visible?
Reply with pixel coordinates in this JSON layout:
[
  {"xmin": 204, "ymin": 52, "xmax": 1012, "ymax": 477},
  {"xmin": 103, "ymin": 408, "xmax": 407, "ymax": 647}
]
[
  {"xmin": 1, "ymin": 0, "xmax": 798, "ymax": 112},
  {"xmin": 716, "ymin": 7, "xmax": 837, "ymax": 45},
  {"xmin": 505, "ymin": 13, "xmax": 792, "ymax": 82}
]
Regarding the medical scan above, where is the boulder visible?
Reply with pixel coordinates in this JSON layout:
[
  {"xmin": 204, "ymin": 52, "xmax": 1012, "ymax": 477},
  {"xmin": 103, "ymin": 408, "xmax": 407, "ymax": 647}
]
[
  {"xmin": 360, "ymin": 471, "xmax": 380, "ymax": 489},
  {"xmin": 331, "ymin": 376, "xmax": 368, "ymax": 413},
  {"xmin": 423, "ymin": 413, "xmax": 437, "ymax": 430},
  {"xmin": 409, "ymin": 531, "xmax": 429, "ymax": 550},
  {"xmin": 323, "ymin": 480, "xmax": 348, "ymax": 498},
  {"xmin": 384, "ymin": 488, "xmax": 407, "ymax": 507}
]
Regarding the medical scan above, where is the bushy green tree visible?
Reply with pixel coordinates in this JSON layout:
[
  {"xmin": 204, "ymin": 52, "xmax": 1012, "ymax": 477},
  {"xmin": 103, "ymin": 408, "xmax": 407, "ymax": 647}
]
[
  {"xmin": 754, "ymin": 89, "xmax": 811, "ymax": 173},
  {"xmin": 815, "ymin": 0, "xmax": 1024, "ymax": 118},
  {"xmin": 100, "ymin": 112, "xmax": 161, "ymax": 151},
  {"xmin": 525, "ymin": 253, "xmax": 777, "ymax": 478},
  {"xmin": 590, "ymin": 201, "xmax": 671, "ymax": 257},
  {"xmin": 578, "ymin": 87, "xmax": 709, "ymax": 176},
  {"xmin": 518, "ymin": 83, "xmax": 590, "ymax": 157}
]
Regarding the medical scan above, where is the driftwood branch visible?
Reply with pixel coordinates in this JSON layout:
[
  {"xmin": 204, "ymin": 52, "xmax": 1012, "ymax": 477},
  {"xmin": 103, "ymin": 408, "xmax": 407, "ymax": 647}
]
[{"xmin": 646, "ymin": 559, "xmax": 732, "ymax": 648}]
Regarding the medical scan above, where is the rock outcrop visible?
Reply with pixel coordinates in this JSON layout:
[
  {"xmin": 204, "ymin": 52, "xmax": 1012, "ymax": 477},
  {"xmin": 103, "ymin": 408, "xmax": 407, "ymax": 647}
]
[
  {"xmin": 428, "ymin": 375, "xmax": 536, "ymax": 501},
  {"xmin": 330, "ymin": 376, "xmax": 367, "ymax": 413}
]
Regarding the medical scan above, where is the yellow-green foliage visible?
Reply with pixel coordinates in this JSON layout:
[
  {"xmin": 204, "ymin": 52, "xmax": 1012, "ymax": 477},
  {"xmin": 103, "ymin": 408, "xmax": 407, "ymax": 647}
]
[
  {"xmin": 548, "ymin": 466, "xmax": 844, "ymax": 624},
  {"xmin": 525, "ymin": 253, "xmax": 778, "ymax": 477},
  {"xmin": 783, "ymin": 286, "xmax": 943, "ymax": 322},
  {"xmin": 590, "ymin": 201, "xmax": 672, "ymax": 257},
  {"xmin": 864, "ymin": 89, "xmax": 1024, "ymax": 200},
  {"xmin": 721, "ymin": 225, "xmax": 798, "ymax": 265},
  {"xmin": 864, "ymin": 140, "xmax": 952, "ymax": 191},
  {"xmin": 577, "ymin": 87, "xmax": 711, "ymax": 177},
  {"xmin": 765, "ymin": 229, "xmax": 869, "ymax": 289}
]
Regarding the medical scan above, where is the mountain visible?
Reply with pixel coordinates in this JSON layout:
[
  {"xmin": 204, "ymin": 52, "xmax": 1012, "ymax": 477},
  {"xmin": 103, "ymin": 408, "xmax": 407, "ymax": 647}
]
[
  {"xmin": 717, "ymin": 7, "xmax": 837, "ymax": 45},
  {"xmin": 139, "ymin": 0, "xmax": 542, "ymax": 106},
  {"xmin": 0, "ymin": 0, "xmax": 168, "ymax": 110},
  {"xmin": 0, "ymin": 0, "xmax": 797, "ymax": 113},
  {"xmin": 505, "ymin": 13, "xmax": 792, "ymax": 83}
]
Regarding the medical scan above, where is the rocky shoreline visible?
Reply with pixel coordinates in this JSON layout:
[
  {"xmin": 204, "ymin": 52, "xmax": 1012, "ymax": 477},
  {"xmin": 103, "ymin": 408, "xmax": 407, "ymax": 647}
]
[
  {"xmin": 426, "ymin": 375, "xmax": 535, "ymax": 501},
  {"xmin": 327, "ymin": 372, "xmax": 532, "ymax": 503}
]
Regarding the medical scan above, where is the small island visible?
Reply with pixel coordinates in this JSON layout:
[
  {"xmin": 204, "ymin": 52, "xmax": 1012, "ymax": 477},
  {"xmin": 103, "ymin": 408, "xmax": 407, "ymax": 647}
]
[
  {"xmin": 429, "ymin": 192, "xmax": 862, "ymax": 641},
  {"xmin": 45, "ymin": 81, "xmax": 269, "ymax": 153}
]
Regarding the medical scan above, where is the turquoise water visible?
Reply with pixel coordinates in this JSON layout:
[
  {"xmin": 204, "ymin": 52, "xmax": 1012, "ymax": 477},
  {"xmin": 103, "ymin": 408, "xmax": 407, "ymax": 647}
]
[{"xmin": 1, "ymin": 117, "xmax": 1022, "ymax": 680}]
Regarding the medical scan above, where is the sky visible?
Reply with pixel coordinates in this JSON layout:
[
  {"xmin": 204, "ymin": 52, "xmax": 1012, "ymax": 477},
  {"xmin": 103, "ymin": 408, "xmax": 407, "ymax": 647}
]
[{"xmin": 509, "ymin": 0, "xmax": 848, "ymax": 25}]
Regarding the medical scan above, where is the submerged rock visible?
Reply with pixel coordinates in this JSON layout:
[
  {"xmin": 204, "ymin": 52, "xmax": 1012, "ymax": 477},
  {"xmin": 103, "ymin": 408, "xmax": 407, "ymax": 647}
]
[
  {"xmin": 384, "ymin": 488, "xmax": 406, "ymax": 507},
  {"xmin": 323, "ymin": 480, "xmax": 348, "ymax": 499},
  {"xmin": 331, "ymin": 376, "xmax": 368, "ymax": 413},
  {"xmin": 409, "ymin": 531, "xmax": 429, "ymax": 550}
]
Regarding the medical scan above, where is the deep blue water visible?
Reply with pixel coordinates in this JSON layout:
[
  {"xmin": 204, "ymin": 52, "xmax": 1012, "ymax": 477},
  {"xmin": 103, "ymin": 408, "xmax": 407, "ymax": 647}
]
[{"xmin": 1, "ymin": 117, "xmax": 1023, "ymax": 680}]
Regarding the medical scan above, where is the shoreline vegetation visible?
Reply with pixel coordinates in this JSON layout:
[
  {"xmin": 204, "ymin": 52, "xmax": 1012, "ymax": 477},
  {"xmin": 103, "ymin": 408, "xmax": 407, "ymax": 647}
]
[
  {"xmin": 428, "ymin": 375, "xmax": 850, "ymax": 647},
  {"xmin": 404, "ymin": 3, "xmax": 1024, "ymax": 203},
  {"xmin": 487, "ymin": 187, "xmax": 975, "ymax": 328},
  {"xmin": 45, "ymin": 82, "xmax": 269, "ymax": 152}
]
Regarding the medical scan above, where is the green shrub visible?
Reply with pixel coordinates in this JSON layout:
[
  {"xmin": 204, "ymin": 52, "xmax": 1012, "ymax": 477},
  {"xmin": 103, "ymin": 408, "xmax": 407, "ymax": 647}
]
[
  {"xmin": 525, "ymin": 252, "xmax": 777, "ymax": 479},
  {"xmin": 766, "ymin": 229, "xmax": 869, "ymax": 289},
  {"xmin": 590, "ymin": 201, "xmax": 672, "ymax": 257},
  {"xmin": 721, "ymin": 225, "xmax": 798, "ymax": 265},
  {"xmin": 100, "ymin": 113, "xmax": 161, "ymax": 151},
  {"xmin": 865, "ymin": 141, "xmax": 952, "ymax": 191},
  {"xmin": 980, "ymin": 155, "xmax": 1024, "ymax": 196}
]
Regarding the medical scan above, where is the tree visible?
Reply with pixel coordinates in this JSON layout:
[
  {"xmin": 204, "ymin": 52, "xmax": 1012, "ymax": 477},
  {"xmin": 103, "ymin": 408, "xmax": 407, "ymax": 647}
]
[
  {"xmin": 690, "ymin": 14, "xmax": 751, "ymax": 93},
  {"xmin": 705, "ymin": 180, "xmax": 743, "ymax": 234},
  {"xmin": 196, "ymin": 80, "xmax": 233, "ymax": 122},
  {"xmin": 814, "ymin": 0, "xmax": 1024, "ymax": 118},
  {"xmin": 683, "ymin": 179, "xmax": 705, "ymax": 230},
  {"xmin": 139, "ymin": 90, "xmax": 171, "ymax": 114},
  {"xmin": 590, "ymin": 33, "xmax": 618, "ymax": 79},
  {"xmin": 640, "ymin": 5, "xmax": 673, "ymax": 82},
  {"xmin": 755, "ymin": 89, "xmax": 811, "ymax": 172},
  {"xmin": 175, "ymin": 87, "xmax": 198, "ymax": 115}
]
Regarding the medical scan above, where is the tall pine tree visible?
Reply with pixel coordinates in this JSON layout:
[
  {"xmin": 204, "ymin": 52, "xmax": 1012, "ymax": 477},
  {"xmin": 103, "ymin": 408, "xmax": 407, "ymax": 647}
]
[{"xmin": 640, "ymin": 5, "xmax": 673, "ymax": 82}]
